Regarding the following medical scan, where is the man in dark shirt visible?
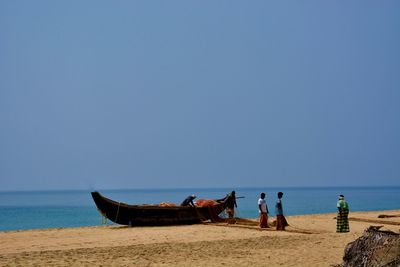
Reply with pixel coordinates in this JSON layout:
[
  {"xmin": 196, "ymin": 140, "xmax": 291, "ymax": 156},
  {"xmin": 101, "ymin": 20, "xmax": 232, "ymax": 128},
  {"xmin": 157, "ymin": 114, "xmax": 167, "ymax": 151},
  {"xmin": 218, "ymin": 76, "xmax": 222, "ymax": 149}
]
[
  {"xmin": 180, "ymin": 195, "xmax": 196, "ymax": 207},
  {"xmin": 225, "ymin": 191, "xmax": 237, "ymax": 224}
]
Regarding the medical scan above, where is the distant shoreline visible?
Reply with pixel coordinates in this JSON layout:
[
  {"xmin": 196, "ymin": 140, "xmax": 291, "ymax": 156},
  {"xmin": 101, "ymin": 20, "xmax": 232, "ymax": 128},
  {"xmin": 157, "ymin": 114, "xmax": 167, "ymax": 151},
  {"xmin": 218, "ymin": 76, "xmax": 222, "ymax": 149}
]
[
  {"xmin": 2, "ymin": 188, "xmax": 400, "ymax": 231},
  {"xmin": 1, "ymin": 209, "xmax": 399, "ymax": 233}
]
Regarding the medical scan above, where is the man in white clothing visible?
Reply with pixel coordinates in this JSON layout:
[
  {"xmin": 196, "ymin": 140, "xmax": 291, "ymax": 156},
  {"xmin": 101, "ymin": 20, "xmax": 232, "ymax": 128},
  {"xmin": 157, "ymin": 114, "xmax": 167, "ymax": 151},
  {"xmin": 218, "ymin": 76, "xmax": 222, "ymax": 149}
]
[{"xmin": 258, "ymin": 192, "xmax": 269, "ymax": 228}]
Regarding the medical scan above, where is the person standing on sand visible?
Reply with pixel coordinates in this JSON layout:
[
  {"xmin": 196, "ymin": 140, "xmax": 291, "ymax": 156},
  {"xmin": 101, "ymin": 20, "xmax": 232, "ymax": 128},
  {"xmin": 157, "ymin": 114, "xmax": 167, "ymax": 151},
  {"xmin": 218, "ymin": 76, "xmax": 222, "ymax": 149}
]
[
  {"xmin": 336, "ymin": 194, "xmax": 350, "ymax": 233},
  {"xmin": 275, "ymin": 192, "xmax": 289, "ymax": 231},
  {"xmin": 258, "ymin": 192, "xmax": 269, "ymax": 228},
  {"xmin": 225, "ymin": 191, "xmax": 237, "ymax": 224}
]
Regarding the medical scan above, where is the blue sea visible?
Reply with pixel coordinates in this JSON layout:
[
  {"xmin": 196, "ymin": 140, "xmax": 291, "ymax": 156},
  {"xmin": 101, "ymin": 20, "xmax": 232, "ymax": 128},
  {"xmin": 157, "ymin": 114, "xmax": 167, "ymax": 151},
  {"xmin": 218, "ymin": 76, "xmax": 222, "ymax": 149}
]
[{"xmin": 1, "ymin": 187, "xmax": 399, "ymax": 232}]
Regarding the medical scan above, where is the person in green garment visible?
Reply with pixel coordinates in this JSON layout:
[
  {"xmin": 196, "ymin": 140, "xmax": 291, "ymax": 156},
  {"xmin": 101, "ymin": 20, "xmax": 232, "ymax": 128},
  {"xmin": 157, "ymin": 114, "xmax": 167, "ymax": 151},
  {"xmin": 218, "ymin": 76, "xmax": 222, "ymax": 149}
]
[{"xmin": 336, "ymin": 194, "xmax": 350, "ymax": 233}]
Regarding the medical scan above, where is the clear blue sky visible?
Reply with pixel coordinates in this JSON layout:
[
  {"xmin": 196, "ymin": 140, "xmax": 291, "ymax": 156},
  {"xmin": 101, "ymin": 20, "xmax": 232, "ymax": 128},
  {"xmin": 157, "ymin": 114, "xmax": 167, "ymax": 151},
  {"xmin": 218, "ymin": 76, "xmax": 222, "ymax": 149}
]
[{"xmin": 1, "ymin": 1, "xmax": 399, "ymax": 191}]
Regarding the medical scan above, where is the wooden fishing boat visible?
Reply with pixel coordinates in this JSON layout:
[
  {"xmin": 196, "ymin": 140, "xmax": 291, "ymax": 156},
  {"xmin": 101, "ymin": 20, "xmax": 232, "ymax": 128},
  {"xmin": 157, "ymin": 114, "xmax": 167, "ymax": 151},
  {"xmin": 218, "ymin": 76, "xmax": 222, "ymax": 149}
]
[{"xmin": 91, "ymin": 191, "xmax": 233, "ymax": 226}]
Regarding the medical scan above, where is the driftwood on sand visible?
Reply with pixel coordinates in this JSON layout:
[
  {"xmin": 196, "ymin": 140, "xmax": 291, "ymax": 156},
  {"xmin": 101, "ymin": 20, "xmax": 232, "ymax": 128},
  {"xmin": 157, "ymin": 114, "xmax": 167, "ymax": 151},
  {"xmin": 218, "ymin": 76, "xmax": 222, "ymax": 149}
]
[
  {"xmin": 349, "ymin": 217, "xmax": 400, "ymax": 226},
  {"xmin": 339, "ymin": 226, "xmax": 400, "ymax": 267},
  {"xmin": 378, "ymin": 214, "xmax": 400, "ymax": 218}
]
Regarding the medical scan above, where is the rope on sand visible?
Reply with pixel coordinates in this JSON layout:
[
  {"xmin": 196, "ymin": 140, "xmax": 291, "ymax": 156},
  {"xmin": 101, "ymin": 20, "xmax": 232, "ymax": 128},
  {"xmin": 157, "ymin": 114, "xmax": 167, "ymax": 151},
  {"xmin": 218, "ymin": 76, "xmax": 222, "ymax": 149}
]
[
  {"xmin": 209, "ymin": 222, "xmax": 318, "ymax": 234},
  {"xmin": 206, "ymin": 217, "xmax": 320, "ymax": 234},
  {"xmin": 285, "ymin": 225, "xmax": 323, "ymax": 234}
]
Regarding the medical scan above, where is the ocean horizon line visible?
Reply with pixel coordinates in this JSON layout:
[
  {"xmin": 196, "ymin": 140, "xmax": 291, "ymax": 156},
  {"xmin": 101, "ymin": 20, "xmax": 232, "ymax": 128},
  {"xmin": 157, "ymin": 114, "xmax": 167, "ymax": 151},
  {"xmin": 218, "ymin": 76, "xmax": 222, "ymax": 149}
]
[{"xmin": 1, "ymin": 184, "xmax": 400, "ymax": 194}]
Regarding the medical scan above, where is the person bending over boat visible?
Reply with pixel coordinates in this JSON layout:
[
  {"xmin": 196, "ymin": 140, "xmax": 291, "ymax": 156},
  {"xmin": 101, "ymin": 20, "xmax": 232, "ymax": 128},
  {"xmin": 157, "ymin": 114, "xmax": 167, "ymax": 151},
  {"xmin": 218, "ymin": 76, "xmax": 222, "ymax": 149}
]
[
  {"xmin": 258, "ymin": 192, "xmax": 269, "ymax": 228},
  {"xmin": 181, "ymin": 195, "xmax": 196, "ymax": 207}
]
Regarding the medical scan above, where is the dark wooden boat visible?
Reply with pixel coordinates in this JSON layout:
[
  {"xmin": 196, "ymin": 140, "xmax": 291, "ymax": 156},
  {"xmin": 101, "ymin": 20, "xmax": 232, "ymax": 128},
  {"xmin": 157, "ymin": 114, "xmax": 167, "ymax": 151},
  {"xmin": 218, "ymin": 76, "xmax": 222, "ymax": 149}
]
[{"xmin": 91, "ymin": 191, "xmax": 233, "ymax": 226}]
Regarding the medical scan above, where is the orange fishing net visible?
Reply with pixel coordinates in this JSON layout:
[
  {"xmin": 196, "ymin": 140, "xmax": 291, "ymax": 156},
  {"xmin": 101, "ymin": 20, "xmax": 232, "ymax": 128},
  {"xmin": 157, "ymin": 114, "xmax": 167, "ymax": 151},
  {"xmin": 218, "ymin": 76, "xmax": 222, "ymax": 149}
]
[
  {"xmin": 195, "ymin": 199, "xmax": 218, "ymax": 207},
  {"xmin": 195, "ymin": 199, "xmax": 226, "ymax": 223},
  {"xmin": 159, "ymin": 202, "xmax": 177, "ymax": 207}
]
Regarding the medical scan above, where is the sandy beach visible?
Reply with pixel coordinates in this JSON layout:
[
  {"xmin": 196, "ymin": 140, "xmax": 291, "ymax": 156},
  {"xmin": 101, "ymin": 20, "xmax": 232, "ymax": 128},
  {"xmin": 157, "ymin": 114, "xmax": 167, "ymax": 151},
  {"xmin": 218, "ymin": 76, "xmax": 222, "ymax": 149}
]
[{"xmin": 1, "ymin": 210, "xmax": 399, "ymax": 267}]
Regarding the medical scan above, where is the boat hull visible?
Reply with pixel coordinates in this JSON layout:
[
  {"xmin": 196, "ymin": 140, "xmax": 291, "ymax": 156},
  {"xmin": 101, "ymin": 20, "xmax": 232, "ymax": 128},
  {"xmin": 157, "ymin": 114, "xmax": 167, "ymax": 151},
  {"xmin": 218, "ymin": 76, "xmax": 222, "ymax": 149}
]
[{"xmin": 91, "ymin": 191, "xmax": 228, "ymax": 226}]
